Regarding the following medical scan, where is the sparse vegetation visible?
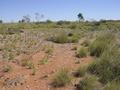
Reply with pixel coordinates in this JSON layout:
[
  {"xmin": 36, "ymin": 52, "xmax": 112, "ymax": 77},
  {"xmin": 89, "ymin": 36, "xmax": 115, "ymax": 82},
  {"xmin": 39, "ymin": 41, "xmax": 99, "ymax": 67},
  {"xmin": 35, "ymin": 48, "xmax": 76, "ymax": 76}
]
[
  {"xmin": 89, "ymin": 31, "xmax": 115, "ymax": 57},
  {"xmin": 52, "ymin": 68, "xmax": 71, "ymax": 87},
  {"xmin": 75, "ymin": 74, "xmax": 99, "ymax": 90},
  {"xmin": 76, "ymin": 47, "xmax": 87, "ymax": 58},
  {"xmin": 88, "ymin": 44, "xmax": 120, "ymax": 84},
  {"xmin": 74, "ymin": 66, "xmax": 87, "ymax": 77},
  {"xmin": 0, "ymin": 18, "xmax": 120, "ymax": 90},
  {"xmin": 104, "ymin": 80, "xmax": 120, "ymax": 90},
  {"xmin": 2, "ymin": 65, "xmax": 12, "ymax": 72},
  {"xmin": 39, "ymin": 55, "xmax": 49, "ymax": 65}
]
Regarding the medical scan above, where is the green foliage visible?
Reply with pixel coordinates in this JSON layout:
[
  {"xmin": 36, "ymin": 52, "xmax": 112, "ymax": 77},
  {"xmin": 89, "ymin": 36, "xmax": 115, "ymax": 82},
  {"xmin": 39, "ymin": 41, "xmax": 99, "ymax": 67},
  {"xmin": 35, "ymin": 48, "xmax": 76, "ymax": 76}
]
[
  {"xmin": 104, "ymin": 80, "xmax": 120, "ymax": 90},
  {"xmin": 52, "ymin": 33, "xmax": 68, "ymax": 43},
  {"xmin": 76, "ymin": 74, "xmax": 98, "ymax": 90},
  {"xmin": 76, "ymin": 47, "xmax": 87, "ymax": 58},
  {"xmin": 90, "ymin": 32, "xmax": 115, "ymax": 57},
  {"xmin": 78, "ymin": 13, "xmax": 84, "ymax": 22},
  {"xmin": 68, "ymin": 34, "xmax": 79, "ymax": 43},
  {"xmin": 88, "ymin": 45, "xmax": 120, "ymax": 84},
  {"xmin": 52, "ymin": 68, "xmax": 71, "ymax": 87}
]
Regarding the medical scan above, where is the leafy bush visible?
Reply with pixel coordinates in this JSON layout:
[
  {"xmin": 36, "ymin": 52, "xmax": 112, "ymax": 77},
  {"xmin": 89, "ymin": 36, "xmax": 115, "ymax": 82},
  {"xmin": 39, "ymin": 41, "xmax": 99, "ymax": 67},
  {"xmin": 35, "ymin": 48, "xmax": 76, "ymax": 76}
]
[
  {"xmin": 52, "ymin": 68, "xmax": 71, "ymax": 87},
  {"xmin": 76, "ymin": 74, "xmax": 98, "ymax": 90},
  {"xmin": 76, "ymin": 47, "xmax": 87, "ymax": 58}
]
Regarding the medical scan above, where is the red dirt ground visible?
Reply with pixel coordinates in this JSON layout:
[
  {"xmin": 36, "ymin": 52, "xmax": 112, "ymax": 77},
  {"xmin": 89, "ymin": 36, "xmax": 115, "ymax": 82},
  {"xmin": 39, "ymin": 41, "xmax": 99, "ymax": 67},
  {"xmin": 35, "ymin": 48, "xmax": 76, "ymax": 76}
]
[{"xmin": 0, "ymin": 43, "xmax": 93, "ymax": 90}]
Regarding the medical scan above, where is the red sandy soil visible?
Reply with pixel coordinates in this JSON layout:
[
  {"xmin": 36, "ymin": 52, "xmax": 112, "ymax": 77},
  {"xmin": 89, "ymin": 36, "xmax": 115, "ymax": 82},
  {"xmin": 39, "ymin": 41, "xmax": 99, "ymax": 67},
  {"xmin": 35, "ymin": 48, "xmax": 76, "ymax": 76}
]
[{"xmin": 0, "ymin": 43, "xmax": 93, "ymax": 90}]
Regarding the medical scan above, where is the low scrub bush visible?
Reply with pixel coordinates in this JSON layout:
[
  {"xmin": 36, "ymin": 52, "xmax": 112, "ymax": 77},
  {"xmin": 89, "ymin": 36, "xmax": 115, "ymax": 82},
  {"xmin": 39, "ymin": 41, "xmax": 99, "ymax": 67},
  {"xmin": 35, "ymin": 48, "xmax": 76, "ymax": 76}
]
[
  {"xmin": 21, "ymin": 57, "xmax": 34, "ymax": 69},
  {"xmin": 88, "ymin": 45, "xmax": 120, "ymax": 84},
  {"xmin": 76, "ymin": 74, "xmax": 98, "ymax": 90},
  {"xmin": 89, "ymin": 32, "xmax": 115, "ymax": 57},
  {"xmin": 76, "ymin": 47, "xmax": 87, "ymax": 58},
  {"xmin": 52, "ymin": 68, "xmax": 71, "ymax": 87},
  {"xmin": 48, "ymin": 33, "xmax": 79, "ymax": 43},
  {"xmin": 52, "ymin": 33, "xmax": 68, "ymax": 43},
  {"xmin": 81, "ymin": 39, "xmax": 90, "ymax": 47},
  {"xmin": 104, "ymin": 80, "xmax": 120, "ymax": 90},
  {"xmin": 74, "ymin": 66, "xmax": 87, "ymax": 77},
  {"xmin": 68, "ymin": 34, "xmax": 79, "ymax": 43}
]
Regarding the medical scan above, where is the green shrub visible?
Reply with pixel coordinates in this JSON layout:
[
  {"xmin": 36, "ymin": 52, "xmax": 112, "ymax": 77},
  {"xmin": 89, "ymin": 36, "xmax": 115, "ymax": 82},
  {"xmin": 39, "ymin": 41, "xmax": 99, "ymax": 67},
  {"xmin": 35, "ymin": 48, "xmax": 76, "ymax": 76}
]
[
  {"xmin": 88, "ymin": 60, "xmax": 100, "ymax": 75},
  {"xmin": 89, "ymin": 32, "xmax": 115, "ymax": 57},
  {"xmin": 104, "ymin": 80, "xmax": 120, "ymax": 90},
  {"xmin": 52, "ymin": 68, "xmax": 71, "ymax": 87},
  {"xmin": 48, "ymin": 33, "xmax": 79, "ymax": 43},
  {"xmin": 88, "ymin": 45, "xmax": 120, "ymax": 84},
  {"xmin": 76, "ymin": 47, "xmax": 87, "ymax": 58},
  {"xmin": 76, "ymin": 74, "xmax": 98, "ymax": 90},
  {"xmin": 53, "ymin": 33, "xmax": 68, "ymax": 43},
  {"xmin": 68, "ymin": 34, "xmax": 79, "ymax": 43}
]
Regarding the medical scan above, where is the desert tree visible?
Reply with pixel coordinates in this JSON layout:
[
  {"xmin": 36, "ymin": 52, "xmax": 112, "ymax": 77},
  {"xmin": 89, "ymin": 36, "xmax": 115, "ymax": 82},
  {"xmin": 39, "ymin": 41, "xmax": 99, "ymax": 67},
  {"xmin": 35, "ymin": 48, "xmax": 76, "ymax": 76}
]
[
  {"xmin": 0, "ymin": 20, "xmax": 3, "ymax": 23},
  {"xmin": 77, "ymin": 13, "xmax": 84, "ymax": 22}
]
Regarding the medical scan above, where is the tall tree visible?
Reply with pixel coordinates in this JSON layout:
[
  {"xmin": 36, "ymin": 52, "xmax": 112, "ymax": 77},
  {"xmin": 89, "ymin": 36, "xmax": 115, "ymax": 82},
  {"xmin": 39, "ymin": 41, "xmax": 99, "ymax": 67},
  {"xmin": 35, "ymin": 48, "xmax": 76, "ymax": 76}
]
[{"xmin": 77, "ymin": 13, "xmax": 84, "ymax": 22}]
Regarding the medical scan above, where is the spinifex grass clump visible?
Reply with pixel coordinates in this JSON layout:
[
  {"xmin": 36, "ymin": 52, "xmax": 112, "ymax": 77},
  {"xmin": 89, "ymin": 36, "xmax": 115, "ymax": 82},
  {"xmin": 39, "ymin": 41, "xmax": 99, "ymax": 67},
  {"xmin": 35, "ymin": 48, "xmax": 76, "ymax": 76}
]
[
  {"xmin": 76, "ymin": 74, "xmax": 99, "ymax": 90},
  {"xmin": 104, "ymin": 80, "xmax": 120, "ymax": 90},
  {"xmin": 52, "ymin": 68, "xmax": 71, "ymax": 87},
  {"xmin": 89, "ymin": 31, "xmax": 115, "ymax": 57},
  {"xmin": 52, "ymin": 33, "xmax": 68, "ymax": 43},
  {"xmin": 76, "ymin": 47, "xmax": 87, "ymax": 58},
  {"xmin": 74, "ymin": 66, "xmax": 87, "ymax": 77},
  {"xmin": 48, "ymin": 32, "xmax": 79, "ymax": 43},
  {"xmin": 88, "ymin": 45, "xmax": 120, "ymax": 84}
]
